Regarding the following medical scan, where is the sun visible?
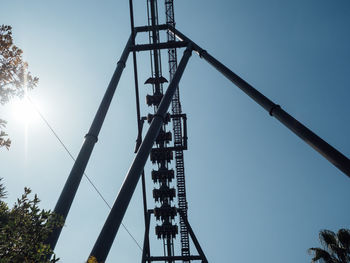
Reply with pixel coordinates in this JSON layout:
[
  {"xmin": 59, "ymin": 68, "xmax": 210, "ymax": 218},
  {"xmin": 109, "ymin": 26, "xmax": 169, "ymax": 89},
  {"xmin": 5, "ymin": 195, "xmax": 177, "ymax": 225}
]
[{"xmin": 10, "ymin": 97, "xmax": 39, "ymax": 124}]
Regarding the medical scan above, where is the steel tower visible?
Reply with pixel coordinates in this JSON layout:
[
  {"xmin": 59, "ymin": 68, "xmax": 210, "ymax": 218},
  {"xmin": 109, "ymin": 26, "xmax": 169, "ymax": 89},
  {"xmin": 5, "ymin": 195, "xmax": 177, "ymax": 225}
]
[
  {"xmin": 139, "ymin": 0, "xmax": 193, "ymax": 262},
  {"xmin": 45, "ymin": 0, "xmax": 350, "ymax": 262}
]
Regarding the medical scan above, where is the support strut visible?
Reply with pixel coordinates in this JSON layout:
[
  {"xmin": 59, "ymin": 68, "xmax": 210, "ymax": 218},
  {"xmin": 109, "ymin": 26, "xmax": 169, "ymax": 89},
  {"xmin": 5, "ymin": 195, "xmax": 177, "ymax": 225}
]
[
  {"xmin": 178, "ymin": 210, "xmax": 208, "ymax": 263},
  {"xmin": 168, "ymin": 26, "xmax": 350, "ymax": 178},
  {"xmin": 88, "ymin": 45, "xmax": 192, "ymax": 263},
  {"xmin": 46, "ymin": 36, "xmax": 133, "ymax": 251}
]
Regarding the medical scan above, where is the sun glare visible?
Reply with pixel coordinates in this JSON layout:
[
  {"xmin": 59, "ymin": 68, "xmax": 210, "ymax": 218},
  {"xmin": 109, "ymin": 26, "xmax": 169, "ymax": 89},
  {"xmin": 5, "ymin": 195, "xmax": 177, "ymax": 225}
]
[
  {"xmin": 11, "ymin": 97, "xmax": 39, "ymax": 124},
  {"xmin": 9, "ymin": 63, "xmax": 40, "ymax": 125}
]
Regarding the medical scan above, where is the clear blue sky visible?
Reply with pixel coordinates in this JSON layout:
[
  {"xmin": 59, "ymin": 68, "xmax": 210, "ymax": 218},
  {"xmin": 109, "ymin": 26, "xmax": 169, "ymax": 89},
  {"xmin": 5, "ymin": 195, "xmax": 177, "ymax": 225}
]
[{"xmin": 1, "ymin": 0, "xmax": 350, "ymax": 262}]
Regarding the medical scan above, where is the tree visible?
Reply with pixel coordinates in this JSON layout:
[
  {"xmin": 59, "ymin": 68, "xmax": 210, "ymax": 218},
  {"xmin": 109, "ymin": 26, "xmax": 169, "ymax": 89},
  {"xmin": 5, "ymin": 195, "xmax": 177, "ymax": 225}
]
[
  {"xmin": 0, "ymin": 24, "xmax": 38, "ymax": 149},
  {"xmin": 0, "ymin": 179, "xmax": 63, "ymax": 262},
  {"xmin": 0, "ymin": 119, "xmax": 11, "ymax": 149},
  {"xmin": 309, "ymin": 229, "xmax": 350, "ymax": 263}
]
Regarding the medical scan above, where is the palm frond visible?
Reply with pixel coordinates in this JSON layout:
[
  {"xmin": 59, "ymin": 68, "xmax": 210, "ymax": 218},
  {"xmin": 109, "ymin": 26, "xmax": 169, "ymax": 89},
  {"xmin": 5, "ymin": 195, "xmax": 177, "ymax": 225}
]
[
  {"xmin": 320, "ymin": 230, "xmax": 338, "ymax": 249},
  {"xmin": 338, "ymin": 229, "xmax": 350, "ymax": 252},
  {"xmin": 329, "ymin": 244, "xmax": 347, "ymax": 262},
  {"xmin": 308, "ymin": 247, "xmax": 334, "ymax": 263}
]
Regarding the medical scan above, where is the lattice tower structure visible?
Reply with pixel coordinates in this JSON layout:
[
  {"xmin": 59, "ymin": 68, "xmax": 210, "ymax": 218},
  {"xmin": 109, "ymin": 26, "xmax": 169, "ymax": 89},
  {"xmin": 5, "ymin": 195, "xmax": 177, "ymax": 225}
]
[{"xmin": 165, "ymin": 0, "xmax": 190, "ymax": 260}]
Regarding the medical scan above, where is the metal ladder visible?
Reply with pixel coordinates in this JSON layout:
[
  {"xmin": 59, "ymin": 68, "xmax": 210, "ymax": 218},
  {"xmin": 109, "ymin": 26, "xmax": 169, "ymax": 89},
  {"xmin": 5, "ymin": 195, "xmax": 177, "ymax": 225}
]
[{"xmin": 165, "ymin": 0, "xmax": 191, "ymax": 260}]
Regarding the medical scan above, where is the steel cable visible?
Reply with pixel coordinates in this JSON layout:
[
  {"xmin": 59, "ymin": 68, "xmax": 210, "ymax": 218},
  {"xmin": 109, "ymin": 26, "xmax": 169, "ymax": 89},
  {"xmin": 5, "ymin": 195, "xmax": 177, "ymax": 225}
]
[{"xmin": 26, "ymin": 96, "xmax": 143, "ymax": 251}]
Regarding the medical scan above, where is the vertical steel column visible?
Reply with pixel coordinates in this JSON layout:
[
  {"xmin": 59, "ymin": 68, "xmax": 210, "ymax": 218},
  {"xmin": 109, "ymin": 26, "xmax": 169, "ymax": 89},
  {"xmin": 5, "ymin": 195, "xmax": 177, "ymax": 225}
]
[
  {"xmin": 46, "ymin": 36, "xmax": 133, "ymax": 251},
  {"xmin": 88, "ymin": 46, "xmax": 192, "ymax": 263},
  {"xmin": 168, "ymin": 26, "xmax": 350, "ymax": 178},
  {"xmin": 149, "ymin": 0, "xmax": 162, "ymax": 94},
  {"xmin": 141, "ymin": 211, "xmax": 151, "ymax": 263},
  {"xmin": 129, "ymin": 0, "xmax": 151, "ymax": 258},
  {"xmin": 129, "ymin": 0, "xmax": 143, "ymax": 151}
]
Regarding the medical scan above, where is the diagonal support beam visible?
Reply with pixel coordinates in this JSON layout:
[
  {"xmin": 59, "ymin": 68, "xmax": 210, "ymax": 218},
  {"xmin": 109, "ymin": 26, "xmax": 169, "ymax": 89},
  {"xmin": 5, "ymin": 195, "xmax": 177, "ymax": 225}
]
[
  {"xmin": 46, "ymin": 35, "xmax": 133, "ymax": 251},
  {"xmin": 168, "ymin": 25, "xmax": 350, "ymax": 178},
  {"xmin": 88, "ymin": 45, "xmax": 193, "ymax": 263}
]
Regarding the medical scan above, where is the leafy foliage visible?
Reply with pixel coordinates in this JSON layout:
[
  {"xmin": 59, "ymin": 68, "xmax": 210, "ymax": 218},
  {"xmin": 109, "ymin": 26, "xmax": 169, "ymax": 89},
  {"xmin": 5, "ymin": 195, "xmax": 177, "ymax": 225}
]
[
  {"xmin": 0, "ymin": 119, "xmax": 11, "ymax": 149},
  {"xmin": 0, "ymin": 179, "xmax": 63, "ymax": 262},
  {"xmin": 309, "ymin": 229, "xmax": 350, "ymax": 263},
  {"xmin": 0, "ymin": 25, "xmax": 38, "ymax": 149},
  {"xmin": 0, "ymin": 25, "xmax": 38, "ymax": 104}
]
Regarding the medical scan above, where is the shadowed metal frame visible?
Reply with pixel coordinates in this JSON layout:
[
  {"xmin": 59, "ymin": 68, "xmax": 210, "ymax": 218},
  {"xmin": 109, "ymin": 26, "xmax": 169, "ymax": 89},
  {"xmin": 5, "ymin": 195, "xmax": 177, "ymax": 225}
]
[{"xmin": 47, "ymin": 19, "xmax": 349, "ymax": 263}]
